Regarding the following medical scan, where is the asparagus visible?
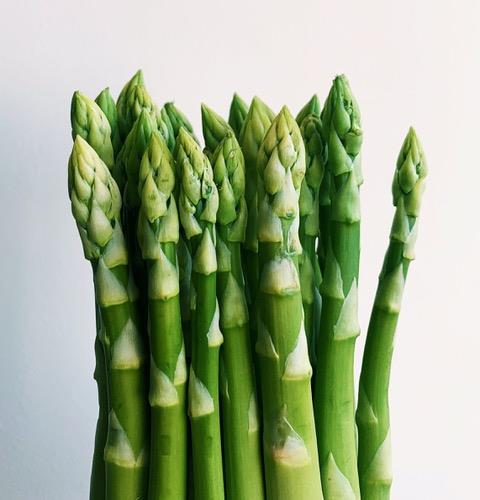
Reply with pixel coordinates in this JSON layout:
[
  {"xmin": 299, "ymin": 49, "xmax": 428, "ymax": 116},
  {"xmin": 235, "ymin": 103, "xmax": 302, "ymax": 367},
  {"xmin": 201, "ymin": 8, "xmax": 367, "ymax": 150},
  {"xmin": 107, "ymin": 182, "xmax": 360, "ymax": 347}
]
[
  {"xmin": 238, "ymin": 97, "xmax": 275, "ymax": 346},
  {"xmin": 296, "ymin": 94, "xmax": 321, "ymax": 125},
  {"xmin": 201, "ymin": 103, "xmax": 233, "ymax": 157},
  {"xmin": 228, "ymin": 93, "xmax": 249, "ymax": 139},
  {"xmin": 175, "ymin": 128, "xmax": 224, "ymax": 499},
  {"xmin": 137, "ymin": 132, "xmax": 188, "ymax": 499},
  {"xmin": 71, "ymin": 91, "xmax": 114, "ymax": 171},
  {"xmin": 164, "ymin": 102, "xmax": 199, "ymax": 143},
  {"xmin": 313, "ymin": 75, "xmax": 362, "ymax": 500},
  {"xmin": 96, "ymin": 88, "xmax": 122, "ymax": 157},
  {"xmin": 256, "ymin": 107, "xmax": 323, "ymax": 499},
  {"xmin": 297, "ymin": 110, "xmax": 326, "ymax": 367},
  {"xmin": 68, "ymin": 137, "xmax": 148, "ymax": 499},
  {"xmin": 116, "ymin": 70, "xmax": 145, "ymax": 141},
  {"xmin": 212, "ymin": 132, "xmax": 265, "ymax": 500},
  {"xmin": 356, "ymin": 128, "xmax": 427, "ymax": 500}
]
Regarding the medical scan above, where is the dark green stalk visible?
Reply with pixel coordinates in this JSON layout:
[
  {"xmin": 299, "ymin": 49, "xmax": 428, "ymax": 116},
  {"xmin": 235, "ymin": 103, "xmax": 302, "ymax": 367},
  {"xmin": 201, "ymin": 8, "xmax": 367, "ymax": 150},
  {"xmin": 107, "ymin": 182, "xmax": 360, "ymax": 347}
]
[
  {"xmin": 176, "ymin": 128, "xmax": 224, "ymax": 500},
  {"xmin": 356, "ymin": 128, "xmax": 427, "ymax": 500},
  {"xmin": 69, "ymin": 137, "xmax": 149, "ymax": 499},
  {"xmin": 137, "ymin": 132, "xmax": 188, "ymax": 499},
  {"xmin": 256, "ymin": 107, "xmax": 323, "ymax": 499},
  {"xmin": 314, "ymin": 75, "xmax": 363, "ymax": 500},
  {"xmin": 212, "ymin": 132, "xmax": 265, "ymax": 499}
]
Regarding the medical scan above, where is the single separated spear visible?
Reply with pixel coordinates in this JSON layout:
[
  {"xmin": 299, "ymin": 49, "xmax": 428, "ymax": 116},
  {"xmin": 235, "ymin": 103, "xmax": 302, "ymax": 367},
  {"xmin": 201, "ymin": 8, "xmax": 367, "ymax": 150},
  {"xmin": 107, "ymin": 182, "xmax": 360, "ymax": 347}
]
[{"xmin": 356, "ymin": 129, "xmax": 427, "ymax": 500}]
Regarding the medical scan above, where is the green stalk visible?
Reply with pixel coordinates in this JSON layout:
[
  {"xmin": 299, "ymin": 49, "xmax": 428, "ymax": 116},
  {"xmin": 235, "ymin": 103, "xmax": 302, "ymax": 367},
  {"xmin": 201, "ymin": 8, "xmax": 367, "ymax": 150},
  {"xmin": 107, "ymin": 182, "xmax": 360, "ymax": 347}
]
[
  {"xmin": 68, "ymin": 137, "xmax": 149, "ymax": 499},
  {"xmin": 212, "ymin": 132, "xmax": 265, "ymax": 500},
  {"xmin": 96, "ymin": 88, "xmax": 122, "ymax": 157},
  {"xmin": 297, "ymin": 108, "xmax": 326, "ymax": 367},
  {"xmin": 238, "ymin": 97, "xmax": 274, "ymax": 346},
  {"xmin": 90, "ymin": 314, "xmax": 108, "ymax": 500},
  {"xmin": 228, "ymin": 93, "xmax": 249, "ymax": 139},
  {"xmin": 256, "ymin": 107, "xmax": 322, "ymax": 500},
  {"xmin": 137, "ymin": 132, "xmax": 188, "ymax": 499},
  {"xmin": 313, "ymin": 75, "xmax": 362, "ymax": 500},
  {"xmin": 356, "ymin": 128, "xmax": 427, "ymax": 500},
  {"xmin": 201, "ymin": 103, "xmax": 233, "ymax": 157},
  {"xmin": 176, "ymin": 128, "xmax": 224, "ymax": 500},
  {"xmin": 71, "ymin": 91, "xmax": 114, "ymax": 171}
]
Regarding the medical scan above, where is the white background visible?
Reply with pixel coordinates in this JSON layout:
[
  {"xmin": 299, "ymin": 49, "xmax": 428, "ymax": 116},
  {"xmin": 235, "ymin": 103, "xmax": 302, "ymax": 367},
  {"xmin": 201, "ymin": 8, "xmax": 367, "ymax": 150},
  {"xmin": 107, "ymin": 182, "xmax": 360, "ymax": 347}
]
[{"xmin": 1, "ymin": 0, "xmax": 479, "ymax": 498}]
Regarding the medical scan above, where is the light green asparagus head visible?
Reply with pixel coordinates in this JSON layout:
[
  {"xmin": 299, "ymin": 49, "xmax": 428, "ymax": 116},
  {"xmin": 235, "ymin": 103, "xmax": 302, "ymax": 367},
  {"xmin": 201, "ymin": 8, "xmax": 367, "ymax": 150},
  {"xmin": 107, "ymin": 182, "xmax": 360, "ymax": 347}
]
[
  {"xmin": 116, "ymin": 70, "xmax": 144, "ymax": 137},
  {"xmin": 322, "ymin": 75, "xmax": 363, "ymax": 185},
  {"xmin": 95, "ymin": 87, "xmax": 122, "ymax": 155},
  {"xmin": 155, "ymin": 105, "xmax": 175, "ymax": 151},
  {"xmin": 123, "ymin": 109, "xmax": 156, "ymax": 208},
  {"xmin": 393, "ymin": 127, "xmax": 427, "ymax": 218},
  {"xmin": 137, "ymin": 132, "xmax": 178, "ymax": 258},
  {"xmin": 296, "ymin": 94, "xmax": 321, "ymax": 125},
  {"xmin": 298, "ymin": 115, "xmax": 326, "ymax": 234},
  {"xmin": 176, "ymin": 127, "xmax": 219, "ymax": 240},
  {"xmin": 164, "ymin": 102, "xmax": 198, "ymax": 142},
  {"xmin": 211, "ymin": 131, "xmax": 247, "ymax": 241},
  {"xmin": 239, "ymin": 97, "xmax": 275, "ymax": 167},
  {"xmin": 201, "ymin": 103, "xmax": 233, "ymax": 157},
  {"xmin": 228, "ymin": 93, "xmax": 249, "ymax": 139},
  {"xmin": 70, "ymin": 91, "xmax": 114, "ymax": 170},
  {"xmin": 257, "ymin": 106, "xmax": 305, "ymax": 251},
  {"xmin": 68, "ymin": 136, "xmax": 123, "ymax": 261}
]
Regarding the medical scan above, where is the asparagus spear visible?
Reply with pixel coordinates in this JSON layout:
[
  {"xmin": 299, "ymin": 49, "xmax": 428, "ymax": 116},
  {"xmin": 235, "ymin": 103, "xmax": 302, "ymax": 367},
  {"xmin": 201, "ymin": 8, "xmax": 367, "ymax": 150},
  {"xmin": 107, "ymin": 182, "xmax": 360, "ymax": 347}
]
[
  {"xmin": 201, "ymin": 103, "xmax": 234, "ymax": 157},
  {"xmin": 68, "ymin": 136, "xmax": 148, "ymax": 499},
  {"xmin": 356, "ymin": 128, "xmax": 427, "ymax": 500},
  {"xmin": 137, "ymin": 132, "xmax": 188, "ymax": 499},
  {"xmin": 164, "ymin": 102, "xmax": 199, "ymax": 143},
  {"xmin": 228, "ymin": 93, "xmax": 249, "ymax": 139},
  {"xmin": 313, "ymin": 75, "xmax": 362, "ymax": 500},
  {"xmin": 296, "ymin": 94, "xmax": 321, "ymax": 125},
  {"xmin": 96, "ymin": 88, "xmax": 122, "ymax": 157},
  {"xmin": 175, "ymin": 128, "xmax": 224, "ymax": 500},
  {"xmin": 297, "ymin": 111, "xmax": 327, "ymax": 367},
  {"xmin": 71, "ymin": 91, "xmax": 114, "ymax": 171},
  {"xmin": 238, "ymin": 97, "xmax": 275, "ymax": 347},
  {"xmin": 212, "ymin": 131, "xmax": 265, "ymax": 500},
  {"xmin": 116, "ymin": 70, "xmax": 145, "ymax": 141},
  {"xmin": 256, "ymin": 107, "xmax": 323, "ymax": 500}
]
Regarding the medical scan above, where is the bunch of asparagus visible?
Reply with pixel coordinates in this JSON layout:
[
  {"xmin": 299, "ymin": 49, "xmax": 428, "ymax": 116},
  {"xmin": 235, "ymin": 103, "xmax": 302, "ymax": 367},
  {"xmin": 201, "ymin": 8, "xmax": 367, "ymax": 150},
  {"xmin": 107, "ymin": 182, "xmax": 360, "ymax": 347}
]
[{"xmin": 68, "ymin": 71, "xmax": 427, "ymax": 500}]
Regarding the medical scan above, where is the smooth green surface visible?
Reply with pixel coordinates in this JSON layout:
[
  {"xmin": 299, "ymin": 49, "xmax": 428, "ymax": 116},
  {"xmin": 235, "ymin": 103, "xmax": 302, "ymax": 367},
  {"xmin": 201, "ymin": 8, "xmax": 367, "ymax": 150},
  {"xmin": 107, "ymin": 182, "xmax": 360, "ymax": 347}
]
[
  {"xmin": 256, "ymin": 107, "xmax": 322, "ymax": 500},
  {"xmin": 356, "ymin": 129, "xmax": 427, "ymax": 500},
  {"xmin": 212, "ymin": 134, "xmax": 264, "ymax": 500},
  {"xmin": 314, "ymin": 75, "xmax": 362, "ymax": 500},
  {"xmin": 69, "ymin": 137, "xmax": 148, "ymax": 499}
]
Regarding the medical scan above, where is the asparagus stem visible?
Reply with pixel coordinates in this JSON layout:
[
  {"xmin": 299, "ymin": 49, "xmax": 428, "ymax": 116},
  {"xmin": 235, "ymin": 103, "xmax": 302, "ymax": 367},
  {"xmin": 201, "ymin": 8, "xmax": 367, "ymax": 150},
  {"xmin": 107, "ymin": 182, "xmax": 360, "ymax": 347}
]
[
  {"xmin": 71, "ymin": 91, "xmax": 115, "ymax": 171},
  {"xmin": 96, "ymin": 88, "xmax": 122, "ymax": 158},
  {"xmin": 238, "ymin": 97, "xmax": 275, "ymax": 349},
  {"xmin": 297, "ymin": 103, "xmax": 327, "ymax": 367},
  {"xmin": 256, "ymin": 107, "xmax": 323, "ymax": 499},
  {"xmin": 313, "ymin": 75, "xmax": 363, "ymax": 500},
  {"xmin": 356, "ymin": 128, "xmax": 427, "ymax": 500},
  {"xmin": 90, "ymin": 316, "xmax": 108, "ymax": 500},
  {"xmin": 176, "ymin": 128, "xmax": 224, "ymax": 500},
  {"xmin": 137, "ymin": 132, "xmax": 188, "ymax": 499},
  {"xmin": 201, "ymin": 103, "xmax": 234, "ymax": 158},
  {"xmin": 69, "ymin": 137, "xmax": 149, "ymax": 499},
  {"xmin": 212, "ymin": 132, "xmax": 265, "ymax": 499},
  {"xmin": 228, "ymin": 93, "xmax": 249, "ymax": 139}
]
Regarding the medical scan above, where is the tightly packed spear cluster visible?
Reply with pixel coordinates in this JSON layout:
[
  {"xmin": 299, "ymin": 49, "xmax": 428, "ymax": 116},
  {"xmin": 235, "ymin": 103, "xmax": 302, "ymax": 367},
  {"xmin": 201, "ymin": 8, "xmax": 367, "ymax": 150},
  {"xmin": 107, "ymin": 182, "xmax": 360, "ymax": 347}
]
[{"xmin": 68, "ymin": 71, "xmax": 427, "ymax": 500}]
